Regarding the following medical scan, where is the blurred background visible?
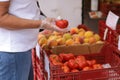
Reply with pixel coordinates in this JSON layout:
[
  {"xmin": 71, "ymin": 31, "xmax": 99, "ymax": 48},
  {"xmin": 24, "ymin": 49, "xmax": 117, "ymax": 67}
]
[{"xmin": 38, "ymin": 0, "xmax": 120, "ymax": 33}]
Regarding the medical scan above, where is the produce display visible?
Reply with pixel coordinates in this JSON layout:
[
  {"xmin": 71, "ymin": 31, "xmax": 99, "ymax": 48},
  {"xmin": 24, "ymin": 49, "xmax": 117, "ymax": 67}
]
[
  {"xmin": 49, "ymin": 53, "xmax": 103, "ymax": 73},
  {"xmin": 38, "ymin": 26, "xmax": 104, "ymax": 49},
  {"xmin": 36, "ymin": 22, "xmax": 120, "ymax": 80},
  {"xmin": 36, "ymin": 19, "xmax": 120, "ymax": 80}
]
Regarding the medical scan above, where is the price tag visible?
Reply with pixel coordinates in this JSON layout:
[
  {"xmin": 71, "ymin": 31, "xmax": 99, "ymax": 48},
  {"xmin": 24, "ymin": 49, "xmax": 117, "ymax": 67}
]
[
  {"xmin": 102, "ymin": 63, "xmax": 111, "ymax": 68},
  {"xmin": 106, "ymin": 11, "xmax": 119, "ymax": 30}
]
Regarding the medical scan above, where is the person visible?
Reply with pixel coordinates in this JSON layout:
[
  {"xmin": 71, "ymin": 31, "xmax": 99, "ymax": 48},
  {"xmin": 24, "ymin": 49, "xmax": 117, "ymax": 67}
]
[{"xmin": 0, "ymin": 0, "xmax": 67, "ymax": 80}]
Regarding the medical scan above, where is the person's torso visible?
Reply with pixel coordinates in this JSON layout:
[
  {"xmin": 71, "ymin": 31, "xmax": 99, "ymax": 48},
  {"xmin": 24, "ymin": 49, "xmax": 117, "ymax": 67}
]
[
  {"xmin": 0, "ymin": 0, "xmax": 40, "ymax": 52},
  {"xmin": 9, "ymin": 0, "xmax": 39, "ymax": 19}
]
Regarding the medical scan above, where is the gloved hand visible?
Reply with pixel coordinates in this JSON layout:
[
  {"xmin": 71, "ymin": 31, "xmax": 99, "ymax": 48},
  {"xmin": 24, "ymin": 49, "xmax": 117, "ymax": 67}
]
[{"xmin": 40, "ymin": 18, "xmax": 68, "ymax": 32}]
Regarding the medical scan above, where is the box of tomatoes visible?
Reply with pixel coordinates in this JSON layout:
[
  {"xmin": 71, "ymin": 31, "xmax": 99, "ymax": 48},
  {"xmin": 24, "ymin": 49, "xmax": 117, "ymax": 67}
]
[{"xmin": 43, "ymin": 43, "xmax": 120, "ymax": 80}]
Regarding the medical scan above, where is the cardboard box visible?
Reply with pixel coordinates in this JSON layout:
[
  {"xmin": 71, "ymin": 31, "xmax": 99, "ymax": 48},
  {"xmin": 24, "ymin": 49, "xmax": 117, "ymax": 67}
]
[
  {"xmin": 51, "ymin": 44, "xmax": 90, "ymax": 55},
  {"xmin": 89, "ymin": 42, "xmax": 105, "ymax": 53},
  {"xmin": 50, "ymin": 42, "xmax": 104, "ymax": 55}
]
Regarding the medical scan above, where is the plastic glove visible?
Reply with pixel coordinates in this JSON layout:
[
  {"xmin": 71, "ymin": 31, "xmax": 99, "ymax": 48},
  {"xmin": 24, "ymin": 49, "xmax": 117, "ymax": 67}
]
[{"xmin": 40, "ymin": 18, "xmax": 68, "ymax": 32}]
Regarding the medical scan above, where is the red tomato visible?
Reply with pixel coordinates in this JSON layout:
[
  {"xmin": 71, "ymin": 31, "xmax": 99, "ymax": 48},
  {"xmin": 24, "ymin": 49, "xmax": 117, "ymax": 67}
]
[
  {"xmin": 86, "ymin": 60, "xmax": 92, "ymax": 66},
  {"xmin": 75, "ymin": 57, "xmax": 88, "ymax": 69},
  {"xmin": 86, "ymin": 59, "xmax": 96, "ymax": 67},
  {"xmin": 93, "ymin": 64, "xmax": 103, "ymax": 70},
  {"xmin": 71, "ymin": 69, "xmax": 79, "ymax": 72},
  {"xmin": 82, "ymin": 66, "xmax": 93, "ymax": 71},
  {"xmin": 59, "ymin": 53, "xmax": 75, "ymax": 62},
  {"xmin": 52, "ymin": 60, "xmax": 63, "ymax": 66},
  {"xmin": 55, "ymin": 19, "xmax": 68, "ymax": 28},
  {"xmin": 91, "ymin": 59, "xmax": 96, "ymax": 65},
  {"xmin": 68, "ymin": 59, "xmax": 79, "ymax": 69},
  {"xmin": 77, "ymin": 55, "xmax": 86, "ymax": 61},
  {"xmin": 63, "ymin": 61, "xmax": 68, "ymax": 66},
  {"xmin": 61, "ymin": 65, "xmax": 70, "ymax": 73},
  {"xmin": 49, "ymin": 54, "xmax": 62, "ymax": 65}
]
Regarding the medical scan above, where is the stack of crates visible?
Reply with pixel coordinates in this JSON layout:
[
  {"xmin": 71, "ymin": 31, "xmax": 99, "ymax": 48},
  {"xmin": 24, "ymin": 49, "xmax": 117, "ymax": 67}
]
[
  {"xmin": 32, "ymin": 20, "xmax": 120, "ymax": 80},
  {"xmin": 32, "ymin": 48, "xmax": 45, "ymax": 80}
]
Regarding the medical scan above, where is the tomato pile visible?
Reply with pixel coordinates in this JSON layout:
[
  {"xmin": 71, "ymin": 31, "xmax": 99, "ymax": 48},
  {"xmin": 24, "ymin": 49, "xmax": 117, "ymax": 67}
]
[{"xmin": 49, "ymin": 53, "xmax": 103, "ymax": 73}]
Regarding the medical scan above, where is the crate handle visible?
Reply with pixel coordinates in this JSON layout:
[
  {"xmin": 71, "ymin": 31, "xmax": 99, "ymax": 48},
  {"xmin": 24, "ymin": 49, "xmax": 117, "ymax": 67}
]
[{"xmin": 103, "ymin": 28, "xmax": 108, "ymax": 40}]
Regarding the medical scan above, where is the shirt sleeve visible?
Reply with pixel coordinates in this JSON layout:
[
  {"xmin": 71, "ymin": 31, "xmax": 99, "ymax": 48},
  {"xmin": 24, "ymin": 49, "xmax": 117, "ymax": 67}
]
[{"xmin": 0, "ymin": 0, "xmax": 9, "ymax": 1}]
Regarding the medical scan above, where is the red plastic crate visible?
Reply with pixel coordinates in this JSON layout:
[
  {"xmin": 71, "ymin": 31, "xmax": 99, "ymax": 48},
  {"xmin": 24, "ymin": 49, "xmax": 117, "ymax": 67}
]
[
  {"xmin": 116, "ymin": 25, "xmax": 120, "ymax": 34},
  {"xmin": 100, "ymin": 3, "xmax": 120, "ymax": 17},
  {"xmin": 98, "ymin": 20, "xmax": 120, "ymax": 47},
  {"xmin": 32, "ymin": 48, "xmax": 45, "ymax": 80},
  {"xmin": 44, "ymin": 44, "xmax": 120, "ymax": 80}
]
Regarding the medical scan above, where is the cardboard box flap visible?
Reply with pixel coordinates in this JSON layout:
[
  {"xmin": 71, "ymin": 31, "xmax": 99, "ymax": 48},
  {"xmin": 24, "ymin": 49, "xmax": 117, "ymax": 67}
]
[
  {"xmin": 89, "ymin": 42, "xmax": 105, "ymax": 53},
  {"xmin": 51, "ymin": 44, "xmax": 90, "ymax": 55}
]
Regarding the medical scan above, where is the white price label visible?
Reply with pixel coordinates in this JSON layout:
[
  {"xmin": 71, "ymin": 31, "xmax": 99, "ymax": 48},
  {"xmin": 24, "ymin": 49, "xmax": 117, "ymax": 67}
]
[{"xmin": 106, "ymin": 11, "xmax": 119, "ymax": 30}]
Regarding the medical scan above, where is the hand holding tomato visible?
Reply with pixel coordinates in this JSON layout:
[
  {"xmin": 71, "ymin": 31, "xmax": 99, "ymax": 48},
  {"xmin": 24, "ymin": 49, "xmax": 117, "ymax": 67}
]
[
  {"xmin": 41, "ymin": 18, "xmax": 68, "ymax": 32},
  {"xmin": 55, "ymin": 19, "xmax": 69, "ymax": 29}
]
